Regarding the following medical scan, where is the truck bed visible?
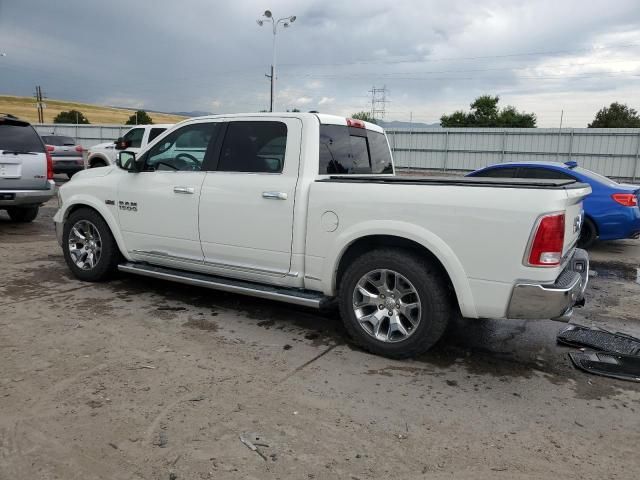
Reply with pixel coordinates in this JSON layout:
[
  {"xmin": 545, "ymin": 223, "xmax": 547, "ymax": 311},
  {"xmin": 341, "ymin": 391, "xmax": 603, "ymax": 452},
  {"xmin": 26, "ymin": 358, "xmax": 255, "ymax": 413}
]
[{"xmin": 318, "ymin": 175, "xmax": 588, "ymax": 190}]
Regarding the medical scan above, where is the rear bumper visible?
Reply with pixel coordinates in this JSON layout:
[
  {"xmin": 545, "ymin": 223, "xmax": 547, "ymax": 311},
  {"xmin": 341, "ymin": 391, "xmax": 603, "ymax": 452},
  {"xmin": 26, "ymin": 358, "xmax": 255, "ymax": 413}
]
[
  {"xmin": 52, "ymin": 158, "xmax": 84, "ymax": 174},
  {"xmin": 507, "ymin": 248, "xmax": 589, "ymax": 322},
  {"xmin": 0, "ymin": 180, "xmax": 55, "ymax": 207}
]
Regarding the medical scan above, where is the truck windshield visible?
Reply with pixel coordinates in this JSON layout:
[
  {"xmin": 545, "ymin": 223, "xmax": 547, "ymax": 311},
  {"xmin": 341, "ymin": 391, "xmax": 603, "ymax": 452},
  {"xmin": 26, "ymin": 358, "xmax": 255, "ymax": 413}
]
[{"xmin": 319, "ymin": 125, "xmax": 393, "ymax": 175}]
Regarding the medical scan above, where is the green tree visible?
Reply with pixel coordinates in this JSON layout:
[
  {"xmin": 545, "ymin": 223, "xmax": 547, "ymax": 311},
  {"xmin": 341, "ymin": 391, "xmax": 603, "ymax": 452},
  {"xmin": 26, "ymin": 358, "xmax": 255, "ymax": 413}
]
[
  {"xmin": 588, "ymin": 102, "xmax": 640, "ymax": 128},
  {"xmin": 351, "ymin": 111, "xmax": 377, "ymax": 124},
  {"xmin": 286, "ymin": 108, "xmax": 301, "ymax": 112},
  {"xmin": 125, "ymin": 110, "xmax": 153, "ymax": 125},
  {"xmin": 440, "ymin": 95, "xmax": 536, "ymax": 127},
  {"xmin": 53, "ymin": 110, "xmax": 90, "ymax": 124}
]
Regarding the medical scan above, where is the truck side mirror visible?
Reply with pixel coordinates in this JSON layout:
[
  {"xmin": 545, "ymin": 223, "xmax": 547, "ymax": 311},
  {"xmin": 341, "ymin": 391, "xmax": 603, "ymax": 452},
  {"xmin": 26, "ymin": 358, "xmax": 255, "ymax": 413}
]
[
  {"xmin": 117, "ymin": 151, "xmax": 140, "ymax": 172},
  {"xmin": 114, "ymin": 137, "xmax": 131, "ymax": 150}
]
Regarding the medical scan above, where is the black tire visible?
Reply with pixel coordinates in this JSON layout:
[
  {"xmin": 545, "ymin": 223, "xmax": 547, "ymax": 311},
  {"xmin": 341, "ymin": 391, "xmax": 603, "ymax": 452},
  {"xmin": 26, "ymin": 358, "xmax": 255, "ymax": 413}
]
[
  {"xmin": 578, "ymin": 217, "xmax": 597, "ymax": 249},
  {"xmin": 338, "ymin": 248, "xmax": 452, "ymax": 359},
  {"xmin": 7, "ymin": 206, "xmax": 39, "ymax": 223},
  {"xmin": 66, "ymin": 172, "xmax": 75, "ymax": 179},
  {"xmin": 90, "ymin": 159, "xmax": 107, "ymax": 168},
  {"xmin": 62, "ymin": 207, "xmax": 122, "ymax": 282}
]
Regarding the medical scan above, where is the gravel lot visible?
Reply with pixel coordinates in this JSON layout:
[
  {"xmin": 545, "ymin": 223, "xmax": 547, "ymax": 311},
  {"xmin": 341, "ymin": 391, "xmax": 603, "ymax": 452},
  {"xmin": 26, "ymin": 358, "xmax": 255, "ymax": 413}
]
[{"xmin": 1, "ymin": 179, "xmax": 639, "ymax": 479}]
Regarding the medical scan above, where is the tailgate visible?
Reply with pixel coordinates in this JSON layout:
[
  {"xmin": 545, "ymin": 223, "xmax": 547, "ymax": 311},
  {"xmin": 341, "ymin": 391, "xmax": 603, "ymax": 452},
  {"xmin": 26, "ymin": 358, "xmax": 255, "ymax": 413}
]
[
  {"xmin": 0, "ymin": 151, "xmax": 48, "ymax": 190},
  {"xmin": 563, "ymin": 185, "xmax": 592, "ymax": 254}
]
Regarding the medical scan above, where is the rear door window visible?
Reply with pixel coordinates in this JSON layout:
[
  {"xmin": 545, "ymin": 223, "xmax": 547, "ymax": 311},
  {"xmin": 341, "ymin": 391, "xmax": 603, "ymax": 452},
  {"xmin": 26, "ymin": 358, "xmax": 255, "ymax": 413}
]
[
  {"xmin": 123, "ymin": 128, "xmax": 144, "ymax": 148},
  {"xmin": 148, "ymin": 128, "xmax": 166, "ymax": 143},
  {"xmin": 471, "ymin": 167, "xmax": 517, "ymax": 178},
  {"xmin": 0, "ymin": 120, "xmax": 45, "ymax": 153},
  {"xmin": 217, "ymin": 121, "xmax": 287, "ymax": 173},
  {"xmin": 319, "ymin": 125, "xmax": 392, "ymax": 174}
]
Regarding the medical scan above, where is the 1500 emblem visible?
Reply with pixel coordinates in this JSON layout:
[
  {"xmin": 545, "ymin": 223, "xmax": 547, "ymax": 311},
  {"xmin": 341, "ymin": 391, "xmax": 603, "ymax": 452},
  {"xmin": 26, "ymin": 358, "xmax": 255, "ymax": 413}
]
[{"xmin": 119, "ymin": 201, "xmax": 138, "ymax": 212}]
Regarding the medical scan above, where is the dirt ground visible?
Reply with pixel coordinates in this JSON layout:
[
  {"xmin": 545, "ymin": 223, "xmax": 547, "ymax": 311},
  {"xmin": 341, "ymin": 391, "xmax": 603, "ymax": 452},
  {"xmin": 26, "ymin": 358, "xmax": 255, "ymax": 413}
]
[{"xmin": 1, "ymin": 181, "xmax": 639, "ymax": 479}]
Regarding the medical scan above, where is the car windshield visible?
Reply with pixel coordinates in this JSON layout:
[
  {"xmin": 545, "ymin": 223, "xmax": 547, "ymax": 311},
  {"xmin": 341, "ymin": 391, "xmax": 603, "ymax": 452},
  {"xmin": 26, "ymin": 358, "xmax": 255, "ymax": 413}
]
[{"xmin": 573, "ymin": 166, "xmax": 619, "ymax": 187}]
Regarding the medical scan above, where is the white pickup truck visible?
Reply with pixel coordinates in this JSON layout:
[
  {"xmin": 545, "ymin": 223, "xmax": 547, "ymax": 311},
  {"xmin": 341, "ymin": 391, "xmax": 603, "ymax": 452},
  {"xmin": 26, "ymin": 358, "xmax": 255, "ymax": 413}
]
[
  {"xmin": 54, "ymin": 113, "xmax": 591, "ymax": 358},
  {"xmin": 87, "ymin": 124, "xmax": 172, "ymax": 168}
]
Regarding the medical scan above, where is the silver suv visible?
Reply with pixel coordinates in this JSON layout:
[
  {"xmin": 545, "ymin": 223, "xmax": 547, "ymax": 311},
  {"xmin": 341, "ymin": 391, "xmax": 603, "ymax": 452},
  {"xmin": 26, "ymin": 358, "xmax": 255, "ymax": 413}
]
[{"xmin": 0, "ymin": 114, "xmax": 55, "ymax": 222}]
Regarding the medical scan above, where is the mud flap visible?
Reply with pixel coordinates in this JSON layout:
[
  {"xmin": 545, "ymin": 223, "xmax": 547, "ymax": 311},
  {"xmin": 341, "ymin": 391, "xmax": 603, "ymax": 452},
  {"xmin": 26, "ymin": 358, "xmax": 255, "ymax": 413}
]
[
  {"xmin": 557, "ymin": 324, "xmax": 640, "ymax": 355},
  {"xmin": 568, "ymin": 351, "xmax": 640, "ymax": 383}
]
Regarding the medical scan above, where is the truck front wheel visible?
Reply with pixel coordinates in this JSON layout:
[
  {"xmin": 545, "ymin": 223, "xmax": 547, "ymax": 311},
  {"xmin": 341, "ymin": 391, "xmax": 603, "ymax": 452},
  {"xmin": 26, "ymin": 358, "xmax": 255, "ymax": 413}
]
[
  {"xmin": 90, "ymin": 158, "xmax": 107, "ymax": 168},
  {"xmin": 338, "ymin": 249, "xmax": 451, "ymax": 358},
  {"xmin": 62, "ymin": 208, "xmax": 121, "ymax": 281}
]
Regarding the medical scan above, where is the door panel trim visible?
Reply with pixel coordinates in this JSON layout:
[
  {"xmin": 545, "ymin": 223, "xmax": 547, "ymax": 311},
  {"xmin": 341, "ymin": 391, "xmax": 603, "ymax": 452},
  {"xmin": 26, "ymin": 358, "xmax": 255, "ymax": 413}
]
[{"xmin": 132, "ymin": 249, "xmax": 287, "ymax": 276}]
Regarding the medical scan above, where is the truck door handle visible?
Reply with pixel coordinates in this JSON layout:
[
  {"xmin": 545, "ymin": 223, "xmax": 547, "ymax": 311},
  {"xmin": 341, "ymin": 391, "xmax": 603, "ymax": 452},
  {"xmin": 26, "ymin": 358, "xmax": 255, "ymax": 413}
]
[
  {"xmin": 262, "ymin": 191, "xmax": 288, "ymax": 200},
  {"xmin": 173, "ymin": 186, "xmax": 195, "ymax": 194}
]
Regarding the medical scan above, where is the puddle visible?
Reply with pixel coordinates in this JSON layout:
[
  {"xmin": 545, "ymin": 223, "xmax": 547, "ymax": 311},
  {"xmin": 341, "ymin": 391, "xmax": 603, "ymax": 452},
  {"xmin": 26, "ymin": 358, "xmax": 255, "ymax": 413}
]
[{"xmin": 591, "ymin": 264, "xmax": 640, "ymax": 284}]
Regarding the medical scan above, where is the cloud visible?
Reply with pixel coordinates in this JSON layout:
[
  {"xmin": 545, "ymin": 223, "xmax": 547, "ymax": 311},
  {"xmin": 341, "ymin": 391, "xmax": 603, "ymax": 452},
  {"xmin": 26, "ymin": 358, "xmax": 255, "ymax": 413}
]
[
  {"xmin": 1, "ymin": 0, "xmax": 640, "ymax": 126},
  {"xmin": 318, "ymin": 96, "xmax": 335, "ymax": 105},
  {"xmin": 296, "ymin": 96, "xmax": 313, "ymax": 105}
]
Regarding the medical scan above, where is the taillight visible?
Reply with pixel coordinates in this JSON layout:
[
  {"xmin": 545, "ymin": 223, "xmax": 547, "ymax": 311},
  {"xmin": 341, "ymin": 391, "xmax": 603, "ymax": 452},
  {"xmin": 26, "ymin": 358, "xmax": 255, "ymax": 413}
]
[
  {"xmin": 611, "ymin": 193, "xmax": 638, "ymax": 207},
  {"xmin": 527, "ymin": 213, "xmax": 565, "ymax": 267},
  {"xmin": 346, "ymin": 118, "xmax": 366, "ymax": 128},
  {"xmin": 46, "ymin": 145, "xmax": 55, "ymax": 152},
  {"xmin": 46, "ymin": 152, "xmax": 54, "ymax": 180},
  {"xmin": 75, "ymin": 145, "xmax": 83, "ymax": 153}
]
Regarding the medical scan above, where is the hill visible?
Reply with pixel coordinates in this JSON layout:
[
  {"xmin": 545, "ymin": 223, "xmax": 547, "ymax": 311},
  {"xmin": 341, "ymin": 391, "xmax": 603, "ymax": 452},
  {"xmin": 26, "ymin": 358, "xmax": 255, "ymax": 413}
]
[{"xmin": 0, "ymin": 95, "xmax": 188, "ymax": 124}]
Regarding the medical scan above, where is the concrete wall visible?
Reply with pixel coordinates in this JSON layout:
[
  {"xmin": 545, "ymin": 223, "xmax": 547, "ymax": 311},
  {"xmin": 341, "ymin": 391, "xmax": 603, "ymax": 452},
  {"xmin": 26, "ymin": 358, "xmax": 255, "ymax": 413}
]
[
  {"xmin": 34, "ymin": 123, "xmax": 133, "ymax": 148},
  {"xmin": 387, "ymin": 127, "xmax": 640, "ymax": 180},
  {"xmin": 35, "ymin": 124, "xmax": 640, "ymax": 180}
]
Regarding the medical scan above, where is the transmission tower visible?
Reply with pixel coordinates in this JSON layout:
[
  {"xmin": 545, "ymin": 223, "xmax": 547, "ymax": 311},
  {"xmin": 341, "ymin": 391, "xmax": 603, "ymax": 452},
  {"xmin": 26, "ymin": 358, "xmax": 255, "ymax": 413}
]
[{"xmin": 369, "ymin": 85, "xmax": 388, "ymax": 121}]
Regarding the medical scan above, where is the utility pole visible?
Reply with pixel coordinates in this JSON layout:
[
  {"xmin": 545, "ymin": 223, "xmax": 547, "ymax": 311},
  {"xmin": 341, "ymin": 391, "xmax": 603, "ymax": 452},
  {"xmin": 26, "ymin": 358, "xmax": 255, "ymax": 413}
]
[
  {"xmin": 369, "ymin": 85, "xmax": 388, "ymax": 121},
  {"xmin": 34, "ymin": 85, "xmax": 46, "ymax": 123},
  {"xmin": 556, "ymin": 109, "xmax": 564, "ymax": 160}
]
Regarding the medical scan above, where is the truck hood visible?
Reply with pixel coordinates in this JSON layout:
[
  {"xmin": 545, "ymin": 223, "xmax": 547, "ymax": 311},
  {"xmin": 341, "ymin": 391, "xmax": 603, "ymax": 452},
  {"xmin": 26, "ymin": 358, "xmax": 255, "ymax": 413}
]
[
  {"xmin": 89, "ymin": 142, "xmax": 116, "ymax": 151},
  {"xmin": 69, "ymin": 166, "xmax": 114, "ymax": 181}
]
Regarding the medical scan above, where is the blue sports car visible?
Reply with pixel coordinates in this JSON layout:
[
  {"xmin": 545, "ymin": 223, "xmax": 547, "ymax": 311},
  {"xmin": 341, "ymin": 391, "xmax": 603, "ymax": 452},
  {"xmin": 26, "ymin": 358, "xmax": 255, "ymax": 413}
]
[{"xmin": 467, "ymin": 161, "xmax": 640, "ymax": 248}]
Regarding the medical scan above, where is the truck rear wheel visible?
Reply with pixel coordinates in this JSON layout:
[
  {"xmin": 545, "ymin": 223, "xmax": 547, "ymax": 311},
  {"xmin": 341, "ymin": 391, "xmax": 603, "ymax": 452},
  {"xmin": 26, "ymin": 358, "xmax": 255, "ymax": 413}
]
[
  {"xmin": 62, "ymin": 208, "xmax": 121, "ymax": 281},
  {"xmin": 578, "ymin": 217, "xmax": 597, "ymax": 249},
  {"xmin": 338, "ymin": 248, "xmax": 451, "ymax": 359}
]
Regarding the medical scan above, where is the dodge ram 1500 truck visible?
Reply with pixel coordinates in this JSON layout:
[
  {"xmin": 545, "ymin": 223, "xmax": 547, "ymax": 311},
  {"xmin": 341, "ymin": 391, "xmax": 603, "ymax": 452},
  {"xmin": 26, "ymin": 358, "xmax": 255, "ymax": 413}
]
[{"xmin": 54, "ymin": 113, "xmax": 591, "ymax": 358}]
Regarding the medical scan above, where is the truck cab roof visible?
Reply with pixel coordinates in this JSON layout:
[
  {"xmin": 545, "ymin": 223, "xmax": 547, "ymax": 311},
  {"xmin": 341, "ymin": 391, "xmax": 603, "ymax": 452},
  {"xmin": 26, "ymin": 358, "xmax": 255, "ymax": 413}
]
[{"xmin": 180, "ymin": 112, "xmax": 385, "ymax": 133}]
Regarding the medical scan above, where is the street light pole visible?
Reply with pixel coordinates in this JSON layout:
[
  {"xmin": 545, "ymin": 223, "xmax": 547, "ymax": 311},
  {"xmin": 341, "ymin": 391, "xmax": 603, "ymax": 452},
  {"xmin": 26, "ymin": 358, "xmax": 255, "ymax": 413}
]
[{"xmin": 257, "ymin": 10, "xmax": 296, "ymax": 112}]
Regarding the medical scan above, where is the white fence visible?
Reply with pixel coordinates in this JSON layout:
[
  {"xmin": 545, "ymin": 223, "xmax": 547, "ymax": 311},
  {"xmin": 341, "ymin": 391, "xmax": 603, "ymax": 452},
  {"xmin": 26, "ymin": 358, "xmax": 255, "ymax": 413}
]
[
  {"xmin": 387, "ymin": 128, "xmax": 640, "ymax": 181},
  {"xmin": 34, "ymin": 123, "xmax": 132, "ymax": 148},
  {"xmin": 34, "ymin": 124, "xmax": 640, "ymax": 180}
]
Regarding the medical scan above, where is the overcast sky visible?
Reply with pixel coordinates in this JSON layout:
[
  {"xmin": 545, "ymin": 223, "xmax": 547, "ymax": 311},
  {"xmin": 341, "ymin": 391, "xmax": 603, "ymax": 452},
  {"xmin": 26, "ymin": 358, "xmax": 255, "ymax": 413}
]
[{"xmin": 1, "ymin": 0, "xmax": 640, "ymax": 126}]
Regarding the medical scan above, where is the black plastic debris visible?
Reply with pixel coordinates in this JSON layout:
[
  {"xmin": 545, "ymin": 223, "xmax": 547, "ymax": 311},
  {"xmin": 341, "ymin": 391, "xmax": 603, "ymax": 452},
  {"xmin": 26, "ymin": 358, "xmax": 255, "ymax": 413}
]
[
  {"xmin": 557, "ymin": 324, "xmax": 640, "ymax": 356},
  {"xmin": 568, "ymin": 351, "xmax": 640, "ymax": 383}
]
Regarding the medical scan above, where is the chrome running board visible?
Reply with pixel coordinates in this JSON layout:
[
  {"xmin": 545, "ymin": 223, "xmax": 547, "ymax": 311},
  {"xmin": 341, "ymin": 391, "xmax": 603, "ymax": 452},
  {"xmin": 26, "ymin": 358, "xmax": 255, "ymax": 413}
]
[{"xmin": 118, "ymin": 262, "xmax": 328, "ymax": 309}]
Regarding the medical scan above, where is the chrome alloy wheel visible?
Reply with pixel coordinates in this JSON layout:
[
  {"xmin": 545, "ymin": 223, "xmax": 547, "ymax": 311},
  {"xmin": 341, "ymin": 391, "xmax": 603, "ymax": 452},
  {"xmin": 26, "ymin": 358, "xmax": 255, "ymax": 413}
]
[
  {"xmin": 352, "ymin": 269, "xmax": 422, "ymax": 343},
  {"xmin": 67, "ymin": 220, "xmax": 102, "ymax": 270}
]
